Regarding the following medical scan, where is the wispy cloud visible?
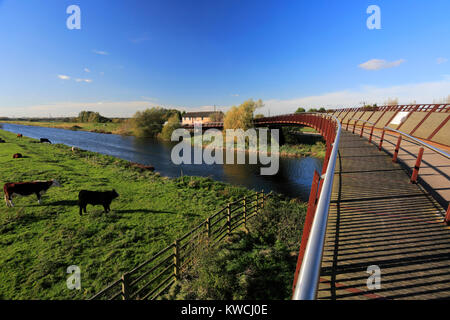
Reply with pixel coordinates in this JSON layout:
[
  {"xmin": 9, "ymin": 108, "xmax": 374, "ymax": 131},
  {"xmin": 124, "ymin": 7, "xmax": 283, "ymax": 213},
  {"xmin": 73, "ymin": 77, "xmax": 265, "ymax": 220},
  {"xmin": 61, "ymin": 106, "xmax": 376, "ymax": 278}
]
[
  {"xmin": 84, "ymin": 68, "xmax": 91, "ymax": 73},
  {"xmin": 93, "ymin": 50, "xmax": 109, "ymax": 55},
  {"xmin": 437, "ymin": 57, "xmax": 448, "ymax": 64},
  {"xmin": 57, "ymin": 74, "xmax": 70, "ymax": 80},
  {"xmin": 75, "ymin": 78, "xmax": 93, "ymax": 83},
  {"xmin": 358, "ymin": 59, "xmax": 406, "ymax": 71},
  {"xmin": 130, "ymin": 36, "xmax": 150, "ymax": 43},
  {"xmin": 263, "ymin": 77, "xmax": 450, "ymax": 114},
  {"xmin": 230, "ymin": 94, "xmax": 239, "ymax": 97},
  {"xmin": 0, "ymin": 100, "xmax": 158, "ymax": 118}
]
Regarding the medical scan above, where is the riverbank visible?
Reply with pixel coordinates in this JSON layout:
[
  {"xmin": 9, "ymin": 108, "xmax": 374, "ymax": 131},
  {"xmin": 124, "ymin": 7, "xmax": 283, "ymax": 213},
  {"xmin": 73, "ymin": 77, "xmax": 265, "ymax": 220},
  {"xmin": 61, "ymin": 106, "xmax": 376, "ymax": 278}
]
[
  {"xmin": 1, "ymin": 120, "xmax": 128, "ymax": 135},
  {"xmin": 0, "ymin": 129, "xmax": 261, "ymax": 299}
]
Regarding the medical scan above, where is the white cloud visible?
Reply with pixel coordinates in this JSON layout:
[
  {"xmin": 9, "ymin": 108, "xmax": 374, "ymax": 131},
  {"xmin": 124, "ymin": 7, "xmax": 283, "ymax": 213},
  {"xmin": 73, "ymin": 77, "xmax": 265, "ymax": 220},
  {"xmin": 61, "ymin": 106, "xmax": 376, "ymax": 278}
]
[
  {"xmin": 358, "ymin": 59, "xmax": 406, "ymax": 70},
  {"xmin": 93, "ymin": 50, "xmax": 109, "ymax": 55},
  {"xmin": 84, "ymin": 68, "xmax": 91, "ymax": 72},
  {"xmin": 263, "ymin": 78, "xmax": 450, "ymax": 115},
  {"xmin": 0, "ymin": 100, "xmax": 158, "ymax": 118},
  {"xmin": 230, "ymin": 94, "xmax": 239, "ymax": 97},
  {"xmin": 75, "ymin": 78, "xmax": 92, "ymax": 83},
  {"xmin": 57, "ymin": 75, "xmax": 70, "ymax": 80},
  {"xmin": 437, "ymin": 57, "xmax": 448, "ymax": 64}
]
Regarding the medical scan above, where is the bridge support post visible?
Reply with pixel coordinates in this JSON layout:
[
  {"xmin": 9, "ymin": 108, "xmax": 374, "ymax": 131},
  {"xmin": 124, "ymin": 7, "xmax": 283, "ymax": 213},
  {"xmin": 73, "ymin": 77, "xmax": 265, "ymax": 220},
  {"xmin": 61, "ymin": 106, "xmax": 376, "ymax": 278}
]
[
  {"xmin": 352, "ymin": 121, "xmax": 357, "ymax": 134},
  {"xmin": 410, "ymin": 147, "xmax": 424, "ymax": 184},
  {"xmin": 369, "ymin": 126, "xmax": 375, "ymax": 143},
  {"xmin": 360, "ymin": 123, "xmax": 365, "ymax": 137},
  {"xmin": 445, "ymin": 204, "xmax": 450, "ymax": 225},
  {"xmin": 392, "ymin": 135, "xmax": 402, "ymax": 163},
  {"xmin": 379, "ymin": 130, "xmax": 385, "ymax": 151}
]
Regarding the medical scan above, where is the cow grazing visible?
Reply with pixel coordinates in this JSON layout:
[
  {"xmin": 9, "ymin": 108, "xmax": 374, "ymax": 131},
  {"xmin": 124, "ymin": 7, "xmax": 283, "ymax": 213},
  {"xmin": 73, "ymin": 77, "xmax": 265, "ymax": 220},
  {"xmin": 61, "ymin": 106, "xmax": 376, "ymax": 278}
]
[
  {"xmin": 0, "ymin": 138, "xmax": 5, "ymax": 143},
  {"xmin": 3, "ymin": 180, "xmax": 62, "ymax": 207},
  {"xmin": 40, "ymin": 138, "xmax": 51, "ymax": 144},
  {"xmin": 13, "ymin": 153, "xmax": 23, "ymax": 159},
  {"xmin": 17, "ymin": 134, "xmax": 23, "ymax": 138},
  {"xmin": 78, "ymin": 189, "xmax": 119, "ymax": 215}
]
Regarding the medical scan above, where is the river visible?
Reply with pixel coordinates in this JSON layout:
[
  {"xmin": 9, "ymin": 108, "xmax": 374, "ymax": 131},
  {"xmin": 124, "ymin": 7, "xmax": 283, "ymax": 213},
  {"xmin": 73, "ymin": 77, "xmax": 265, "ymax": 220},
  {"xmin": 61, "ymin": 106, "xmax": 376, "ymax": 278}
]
[{"xmin": 0, "ymin": 123, "xmax": 322, "ymax": 201}]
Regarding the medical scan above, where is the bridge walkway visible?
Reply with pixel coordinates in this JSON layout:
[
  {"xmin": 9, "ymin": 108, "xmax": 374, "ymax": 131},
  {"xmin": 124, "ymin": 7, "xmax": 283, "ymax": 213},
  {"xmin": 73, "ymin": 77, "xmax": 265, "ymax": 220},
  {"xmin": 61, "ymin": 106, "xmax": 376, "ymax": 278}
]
[{"xmin": 317, "ymin": 130, "xmax": 450, "ymax": 300}]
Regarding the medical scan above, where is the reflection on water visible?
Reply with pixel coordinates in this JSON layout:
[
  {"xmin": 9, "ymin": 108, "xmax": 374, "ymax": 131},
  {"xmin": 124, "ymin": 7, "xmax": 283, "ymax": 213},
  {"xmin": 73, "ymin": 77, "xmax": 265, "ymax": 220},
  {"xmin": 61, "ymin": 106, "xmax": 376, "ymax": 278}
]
[{"xmin": 1, "ymin": 123, "xmax": 322, "ymax": 201}]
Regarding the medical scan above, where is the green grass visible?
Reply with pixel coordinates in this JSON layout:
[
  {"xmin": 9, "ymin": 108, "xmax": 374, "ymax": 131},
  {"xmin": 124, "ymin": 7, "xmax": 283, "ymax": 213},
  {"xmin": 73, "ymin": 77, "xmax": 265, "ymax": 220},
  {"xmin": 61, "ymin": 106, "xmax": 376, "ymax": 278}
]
[
  {"xmin": 0, "ymin": 129, "xmax": 254, "ymax": 299},
  {"xmin": 1, "ymin": 121, "xmax": 125, "ymax": 135}
]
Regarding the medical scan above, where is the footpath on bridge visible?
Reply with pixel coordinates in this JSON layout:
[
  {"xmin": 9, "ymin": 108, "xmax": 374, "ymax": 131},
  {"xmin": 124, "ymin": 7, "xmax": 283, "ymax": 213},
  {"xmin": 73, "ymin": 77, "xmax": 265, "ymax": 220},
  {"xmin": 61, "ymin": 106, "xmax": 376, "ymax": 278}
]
[{"xmin": 317, "ymin": 130, "xmax": 450, "ymax": 300}]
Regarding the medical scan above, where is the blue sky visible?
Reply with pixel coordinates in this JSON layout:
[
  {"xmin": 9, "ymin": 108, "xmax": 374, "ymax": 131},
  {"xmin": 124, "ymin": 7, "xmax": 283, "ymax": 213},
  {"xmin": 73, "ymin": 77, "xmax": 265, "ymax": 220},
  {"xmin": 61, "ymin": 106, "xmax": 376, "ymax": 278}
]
[{"xmin": 0, "ymin": 0, "xmax": 449, "ymax": 117}]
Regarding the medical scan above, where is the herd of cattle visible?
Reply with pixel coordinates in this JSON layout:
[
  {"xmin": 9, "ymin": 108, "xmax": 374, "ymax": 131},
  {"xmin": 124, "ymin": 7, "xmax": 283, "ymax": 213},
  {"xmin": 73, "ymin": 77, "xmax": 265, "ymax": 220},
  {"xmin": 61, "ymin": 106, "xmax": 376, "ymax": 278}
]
[{"xmin": 2, "ymin": 133, "xmax": 120, "ymax": 214}]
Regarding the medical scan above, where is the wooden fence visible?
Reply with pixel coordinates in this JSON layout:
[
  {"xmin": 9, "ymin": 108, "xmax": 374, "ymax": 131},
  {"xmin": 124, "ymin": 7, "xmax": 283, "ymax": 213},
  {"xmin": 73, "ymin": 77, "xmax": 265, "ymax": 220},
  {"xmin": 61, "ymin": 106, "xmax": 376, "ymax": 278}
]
[{"xmin": 89, "ymin": 191, "xmax": 270, "ymax": 300}]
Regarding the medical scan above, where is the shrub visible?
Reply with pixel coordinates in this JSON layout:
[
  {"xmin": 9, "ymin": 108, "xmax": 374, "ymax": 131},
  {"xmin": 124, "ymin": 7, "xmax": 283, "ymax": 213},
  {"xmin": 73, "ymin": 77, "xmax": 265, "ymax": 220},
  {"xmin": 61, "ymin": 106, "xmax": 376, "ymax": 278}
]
[{"xmin": 164, "ymin": 196, "xmax": 307, "ymax": 300}]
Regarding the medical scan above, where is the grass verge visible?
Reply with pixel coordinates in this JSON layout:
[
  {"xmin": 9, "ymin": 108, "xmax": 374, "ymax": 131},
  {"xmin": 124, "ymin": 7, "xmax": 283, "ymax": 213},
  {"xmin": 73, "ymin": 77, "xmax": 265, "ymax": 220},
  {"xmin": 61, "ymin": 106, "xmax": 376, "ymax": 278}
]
[{"xmin": 0, "ymin": 129, "xmax": 255, "ymax": 299}]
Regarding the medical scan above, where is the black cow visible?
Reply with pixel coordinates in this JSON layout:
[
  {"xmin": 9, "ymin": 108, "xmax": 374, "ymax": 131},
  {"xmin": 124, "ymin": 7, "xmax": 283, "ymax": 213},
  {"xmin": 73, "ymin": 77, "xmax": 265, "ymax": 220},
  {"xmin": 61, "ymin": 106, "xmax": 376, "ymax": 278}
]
[
  {"xmin": 40, "ymin": 138, "xmax": 51, "ymax": 143},
  {"xmin": 0, "ymin": 138, "xmax": 5, "ymax": 143},
  {"xmin": 78, "ymin": 189, "xmax": 119, "ymax": 215},
  {"xmin": 3, "ymin": 180, "xmax": 62, "ymax": 207},
  {"xmin": 13, "ymin": 153, "xmax": 23, "ymax": 159}
]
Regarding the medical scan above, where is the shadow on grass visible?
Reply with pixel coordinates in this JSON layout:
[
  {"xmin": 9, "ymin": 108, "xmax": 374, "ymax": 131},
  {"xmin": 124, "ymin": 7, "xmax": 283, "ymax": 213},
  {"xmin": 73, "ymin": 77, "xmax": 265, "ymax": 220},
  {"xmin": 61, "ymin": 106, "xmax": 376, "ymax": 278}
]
[
  {"xmin": 45, "ymin": 200, "xmax": 78, "ymax": 206},
  {"xmin": 115, "ymin": 209, "xmax": 177, "ymax": 214}
]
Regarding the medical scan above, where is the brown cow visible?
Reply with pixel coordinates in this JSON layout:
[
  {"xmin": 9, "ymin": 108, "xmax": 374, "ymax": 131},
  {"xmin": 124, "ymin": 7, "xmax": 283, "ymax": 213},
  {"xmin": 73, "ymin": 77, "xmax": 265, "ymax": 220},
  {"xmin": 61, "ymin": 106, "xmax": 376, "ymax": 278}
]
[
  {"xmin": 3, "ymin": 180, "xmax": 62, "ymax": 207},
  {"xmin": 13, "ymin": 153, "xmax": 23, "ymax": 159},
  {"xmin": 17, "ymin": 134, "xmax": 23, "ymax": 138}
]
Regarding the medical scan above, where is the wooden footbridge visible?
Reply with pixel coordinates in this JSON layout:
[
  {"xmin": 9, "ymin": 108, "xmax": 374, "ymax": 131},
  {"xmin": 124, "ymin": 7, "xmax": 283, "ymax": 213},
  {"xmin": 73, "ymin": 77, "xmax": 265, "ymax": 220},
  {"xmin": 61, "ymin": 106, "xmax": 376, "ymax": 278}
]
[
  {"xmin": 92, "ymin": 104, "xmax": 449, "ymax": 300},
  {"xmin": 254, "ymin": 105, "xmax": 450, "ymax": 300}
]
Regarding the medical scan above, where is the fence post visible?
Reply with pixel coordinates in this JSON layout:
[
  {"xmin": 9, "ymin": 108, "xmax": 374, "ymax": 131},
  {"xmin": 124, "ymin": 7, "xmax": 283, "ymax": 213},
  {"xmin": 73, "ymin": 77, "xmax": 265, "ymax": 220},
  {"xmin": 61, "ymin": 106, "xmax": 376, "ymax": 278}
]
[
  {"xmin": 227, "ymin": 203, "xmax": 231, "ymax": 236},
  {"xmin": 173, "ymin": 240, "xmax": 180, "ymax": 281},
  {"xmin": 379, "ymin": 130, "xmax": 385, "ymax": 151},
  {"xmin": 255, "ymin": 192, "xmax": 259, "ymax": 214},
  {"xmin": 360, "ymin": 123, "xmax": 365, "ymax": 137},
  {"xmin": 243, "ymin": 196, "xmax": 248, "ymax": 231},
  {"xmin": 206, "ymin": 217, "xmax": 211, "ymax": 238},
  {"xmin": 261, "ymin": 191, "xmax": 264, "ymax": 209},
  {"xmin": 352, "ymin": 121, "xmax": 356, "ymax": 134},
  {"xmin": 121, "ymin": 273, "xmax": 130, "ymax": 300},
  {"xmin": 411, "ymin": 147, "xmax": 424, "ymax": 184},
  {"xmin": 392, "ymin": 135, "xmax": 402, "ymax": 163}
]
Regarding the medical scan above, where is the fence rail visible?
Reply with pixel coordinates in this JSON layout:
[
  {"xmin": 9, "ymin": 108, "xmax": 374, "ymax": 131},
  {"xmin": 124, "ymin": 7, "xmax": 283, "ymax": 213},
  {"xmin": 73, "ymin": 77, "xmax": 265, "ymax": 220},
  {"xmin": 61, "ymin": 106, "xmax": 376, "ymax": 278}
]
[{"xmin": 90, "ymin": 191, "xmax": 270, "ymax": 300}]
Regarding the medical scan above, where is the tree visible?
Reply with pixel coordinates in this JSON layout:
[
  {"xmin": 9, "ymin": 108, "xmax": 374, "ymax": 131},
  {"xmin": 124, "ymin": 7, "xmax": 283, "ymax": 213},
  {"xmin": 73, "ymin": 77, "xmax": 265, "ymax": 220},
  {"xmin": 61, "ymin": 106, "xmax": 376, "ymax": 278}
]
[
  {"xmin": 385, "ymin": 98, "xmax": 398, "ymax": 106},
  {"xmin": 209, "ymin": 112, "xmax": 224, "ymax": 122},
  {"xmin": 78, "ymin": 111, "xmax": 111, "ymax": 123},
  {"xmin": 160, "ymin": 114, "xmax": 181, "ymax": 141},
  {"xmin": 308, "ymin": 108, "xmax": 318, "ymax": 113},
  {"xmin": 295, "ymin": 107, "xmax": 306, "ymax": 113},
  {"xmin": 318, "ymin": 107, "xmax": 326, "ymax": 113},
  {"xmin": 223, "ymin": 99, "xmax": 263, "ymax": 130},
  {"xmin": 132, "ymin": 107, "xmax": 171, "ymax": 137}
]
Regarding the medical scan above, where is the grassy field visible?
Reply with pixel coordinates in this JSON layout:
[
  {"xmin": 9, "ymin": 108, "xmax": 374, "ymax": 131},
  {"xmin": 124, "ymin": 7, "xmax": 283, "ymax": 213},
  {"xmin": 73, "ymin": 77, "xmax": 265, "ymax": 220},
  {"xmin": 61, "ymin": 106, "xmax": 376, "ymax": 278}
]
[
  {"xmin": 1, "ymin": 121, "xmax": 125, "ymax": 135},
  {"xmin": 0, "ymin": 129, "xmax": 256, "ymax": 299}
]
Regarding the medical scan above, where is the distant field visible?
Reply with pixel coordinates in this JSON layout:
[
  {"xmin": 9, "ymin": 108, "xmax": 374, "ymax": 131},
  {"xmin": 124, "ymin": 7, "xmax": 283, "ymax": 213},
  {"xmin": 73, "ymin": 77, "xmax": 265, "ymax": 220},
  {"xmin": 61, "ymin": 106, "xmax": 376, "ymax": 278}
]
[
  {"xmin": 1, "ymin": 121, "xmax": 126, "ymax": 135},
  {"xmin": 0, "ymin": 129, "xmax": 254, "ymax": 299}
]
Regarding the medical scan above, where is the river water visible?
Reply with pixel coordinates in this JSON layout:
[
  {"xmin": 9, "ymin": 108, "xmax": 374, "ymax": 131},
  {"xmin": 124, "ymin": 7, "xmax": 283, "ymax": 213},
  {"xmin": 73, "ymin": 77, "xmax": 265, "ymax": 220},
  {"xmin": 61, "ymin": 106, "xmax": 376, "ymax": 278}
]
[{"xmin": 0, "ymin": 123, "xmax": 322, "ymax": 201}]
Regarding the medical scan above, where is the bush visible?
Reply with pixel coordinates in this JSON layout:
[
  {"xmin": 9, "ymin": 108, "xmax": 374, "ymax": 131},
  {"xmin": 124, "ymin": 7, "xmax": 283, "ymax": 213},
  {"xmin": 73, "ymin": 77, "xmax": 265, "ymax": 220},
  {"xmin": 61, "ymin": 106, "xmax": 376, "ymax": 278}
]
[
  {"xmin": 164, "ymin": 196, "xmax": 307, "ymax": 300},
  {"xmin": 159, "ymin": 114, "xmax": 181, "ymax": 141},
  {"xmin": 223, "ymin": 99, "xmax": 263, "ymax": 130}
]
